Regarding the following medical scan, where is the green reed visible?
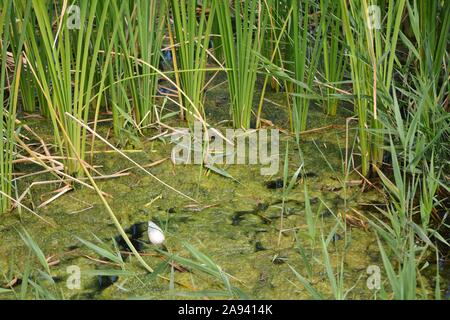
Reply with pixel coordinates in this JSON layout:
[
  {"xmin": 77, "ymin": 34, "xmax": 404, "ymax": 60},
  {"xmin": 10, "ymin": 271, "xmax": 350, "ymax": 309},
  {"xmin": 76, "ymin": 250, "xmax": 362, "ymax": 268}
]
[
  {"xmin": 265, "ymin": 0, "xmax": 289, "ymax": 93},
  {"xmin": 216, "ymin": 0, "xmax": 268, "ymax": 129},
  {"xmin": 125, "ymin": 0, "xmax": 167, "ymax": 129},
  {"xmin": 169, "ymin": 0, "xmax": 215, "ymax": 127},
  {"xmin": 287, "ymin": 0, "xmax": 322, "ymax": 138},
  {"xmin": 319, "ymin": 0, "xmax": 345, "ymax": 116},
  {"xmin": 340, "ymin": 0, "xmax": 374, "ymax": 177},
  {"xmin": 0, "ymin": 0, "xmax": 23, "ymax": 213},
  {"xmin": 371, "ymin": 85, "xmax": 448, "ymax": 299},
  {"xmin": 404, "ymin": 0, "xmax": 449, "ymax": 127},
  {"xmin": 21, "ymin": 1, "xmax": 113, "ymax": 176}
]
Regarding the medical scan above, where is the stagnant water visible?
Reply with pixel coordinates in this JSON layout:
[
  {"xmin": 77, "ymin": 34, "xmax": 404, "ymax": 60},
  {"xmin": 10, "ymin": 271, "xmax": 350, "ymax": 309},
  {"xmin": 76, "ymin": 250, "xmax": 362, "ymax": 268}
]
[{"xmin": 0, "ymin": 85, "xmax": 445, "ymax": 299}]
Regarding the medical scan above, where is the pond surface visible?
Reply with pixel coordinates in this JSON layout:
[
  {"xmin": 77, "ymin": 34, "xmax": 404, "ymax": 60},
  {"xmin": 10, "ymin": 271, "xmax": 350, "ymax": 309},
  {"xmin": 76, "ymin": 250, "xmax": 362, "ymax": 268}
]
[{"xmin": 0, "ymin": 84, "xmax": 441, "ymax": 299}]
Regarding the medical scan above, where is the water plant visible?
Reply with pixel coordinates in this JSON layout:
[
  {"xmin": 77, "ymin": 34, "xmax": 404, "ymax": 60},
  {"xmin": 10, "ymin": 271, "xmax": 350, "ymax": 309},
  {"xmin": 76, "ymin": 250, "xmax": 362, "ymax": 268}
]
[
  {"xmin": 169, "ymin": 0, "xmax": 215, "ymax": 127},
  {"xmin": 0, "ymin": 0, "xmax": 22, "ymax": 213},
  {"xmin": 287, "ymin": 0, "xmax": 322, "ymax": 138},
  {"xmin": 340, "ymin": 0, "xmax": 377, "ymax": 177},
  {"xmin": 124, "ymin": 0, "xmax": 167, "ymax": 129},
  {"xmin": 0, "ymin": 0, "xmax": 448, "ymax": 301},
  {"xmin": 21, "ymin": 0, "xmax": 114, "ymax": 176},
  {"xmin": 319, "ymin": 0, "xmax": 345, "ymax": 116},
  {"xmin": 216, "ymin": 0, "xmax": 268, "ymax": 129}
]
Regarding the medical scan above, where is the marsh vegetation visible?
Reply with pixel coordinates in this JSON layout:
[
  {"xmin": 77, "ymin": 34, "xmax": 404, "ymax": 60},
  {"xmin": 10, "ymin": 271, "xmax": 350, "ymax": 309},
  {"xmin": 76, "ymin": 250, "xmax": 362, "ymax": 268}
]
[{"xmin": 0, "ymin": 0, "xmax": 449, "ymax": 300}]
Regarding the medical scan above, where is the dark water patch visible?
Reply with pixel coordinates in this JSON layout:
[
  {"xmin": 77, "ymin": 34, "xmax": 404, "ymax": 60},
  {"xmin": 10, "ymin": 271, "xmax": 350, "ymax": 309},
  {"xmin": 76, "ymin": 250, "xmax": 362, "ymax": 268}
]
[
  {"xmin": 2, "ymin": 278, "xmax": 22, "ymax": 288},
  {"xmin": 254, "ymin": 241, "xmax": 267, "ymax": 252},
  {"xmin": 113, "ymin": 222, "xmax": 149, "ymax": 258},
  {"xmin": 167, "ymin": 207, "xmax": 176, "ymax": 214},
  {"xmin": 231, "ymin": 211, "xmax": 250, "ymax": 226},
  {"xmin": 231, "ymin": 209, "xmax": 272, "ymax": 226},
  {"xmin": 67, "ymin": 244, "xmax": 79, "ymax": 251},
  {"xmin": 265, "ymin": 179, "xmax": 284, "ymax": 190},
  {"xmin": 320, "ymin": 209, "xmax": 333, "ymax": 218},
  {"xmin": 303, "ymin": 172, "xmax": 318, "ymax": 178},
  {"xmin": 271, "ymin": 254, "xmax": 288, "ymax": 265},
  {"xmin": 255, "ymin": 202, "xmax": 269, "ymax": 212},
  {"xmin": 97, "ymin": 275, "xmax": 119, "ymax": 290},
  {"xmin": 332, "ymin": 233, "xmax": 343, "ymax": 241},
  {"xmin": 126, "ymin": 222, "xmax": 147, "ymax": 239}
]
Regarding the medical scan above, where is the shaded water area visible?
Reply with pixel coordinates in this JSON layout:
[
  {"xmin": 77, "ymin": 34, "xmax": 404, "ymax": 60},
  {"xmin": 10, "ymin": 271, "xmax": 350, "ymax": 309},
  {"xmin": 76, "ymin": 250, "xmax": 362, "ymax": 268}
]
[{"xmin": 0, "ymin": 83, "xmax": 444, "ymax": 300}]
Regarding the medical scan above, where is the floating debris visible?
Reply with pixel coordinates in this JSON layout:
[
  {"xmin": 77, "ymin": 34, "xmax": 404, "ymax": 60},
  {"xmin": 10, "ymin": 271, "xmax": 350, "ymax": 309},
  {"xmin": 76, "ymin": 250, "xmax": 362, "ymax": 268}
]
[{"xmin": 148, "ymin": 221, "xmax": 165, "ymax": 245}]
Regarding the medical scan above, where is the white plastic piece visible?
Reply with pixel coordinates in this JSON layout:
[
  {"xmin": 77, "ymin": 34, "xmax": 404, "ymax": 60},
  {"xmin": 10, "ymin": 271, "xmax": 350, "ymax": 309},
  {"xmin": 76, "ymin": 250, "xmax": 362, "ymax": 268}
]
[{"xmin": 148, "ymin": 221, "xmax": 165, "ymax": 245}]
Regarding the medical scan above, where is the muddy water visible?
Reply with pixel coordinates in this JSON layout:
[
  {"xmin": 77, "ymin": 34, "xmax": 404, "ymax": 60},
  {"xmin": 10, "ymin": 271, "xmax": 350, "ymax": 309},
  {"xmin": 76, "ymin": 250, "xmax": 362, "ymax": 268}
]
[{"xmin": 0, "ymin": 86, "xmax": 437, "ymax": 299}]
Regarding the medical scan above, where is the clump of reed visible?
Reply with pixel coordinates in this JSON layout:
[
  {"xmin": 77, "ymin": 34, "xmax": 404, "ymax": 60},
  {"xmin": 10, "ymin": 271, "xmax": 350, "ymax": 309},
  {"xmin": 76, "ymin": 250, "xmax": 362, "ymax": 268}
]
[
  {"xmin": 18, "ymin": 0, "xmax": 115, "ymax": 177},
  {"xmin": 216, "ymin": 0, "xmax": 268, "ymax": 129},
  {"xmin": 0, "ymin": 0, "xmax": 23, "ymax": 213},
  {"xmin": 286, "ymin": 0, "xmax": 322, "ymax": 138},
  {"xmin": 319, "ymin": 0, "xmax": 345, "ymax": 116},
  {"xmin": 121, "ymin": 0, "xmax": 167, "ymax": 130},
  {"xmin": 169, "ymin": 0, "xmax": 215, "ymax": 127}
]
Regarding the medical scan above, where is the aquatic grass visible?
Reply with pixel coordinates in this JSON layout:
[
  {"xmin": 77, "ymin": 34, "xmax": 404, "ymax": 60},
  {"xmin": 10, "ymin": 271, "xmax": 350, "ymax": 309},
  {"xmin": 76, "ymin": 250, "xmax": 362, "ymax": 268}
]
[
  {"xmin": 370, "ymin": 86, "xmax": 449, "ymax": 298},
  {"xmin": 124, "ymin": 0, "xmax": 167, "ymax": 128},
  {"xmin": 405, "ymin": 0, "xmax": 450, "ymax": 92},
  {"xmin": 319, "ymin": 0, "xmax": 345, "ymax": 116},
  {"xmin": 23, "ymin": 0, "xmax": 114, "ymax": 176},
  {"xmin": 14, "ymin": 228, "xmax": 63, "ymax": 299},
  {"xmin": 169, "ymin": 0, "xmax": 215, "ymax": 127},
  {"xmin": 369, "ymin": 0, "xmax": 406, "ymax": 168},
  {"xmin": 339, "ymin": 0, "xmax": 410, "ymax": 176},
  {"xmin": 340, "ymin": 0, "xmax": 377, "ymax": 177},
  {"xmin": 290, "ymin": 226, "xmax": 355, "ymax": 300},
  {"xmin": 256, "ymin": 3, "xmax": 292, "ymax": 128},
  {"xmin": 9, "ymin": 0, "xmax": 36, "ymax": 114},
  {"xmin": 0, "ymin": 0, "xmax": 22, "ymax": 213},
  {"xmin": 96, "ymin": 1, "xmax": 132, "ymax": 138},
  {"xmin": 287, "ymin": 0, "xmax": 323, "ymax": 138},
  {"xmin": 216, "ymin": 0, "xmax": 268, "ymax": 129},
  {"xmin": 278, "ymin": 142, "xmax": 303, "ymax": 244},
  {"xmin": 159, "ymin": 243, "xmax": 248, "ymax": 299},
  {"xmin": 402, "ymin": 0, "xmax": 450, "ymax": 136},
  {"xmin": 18, "ymin": 228, "xmax": 51, "ymax": 274},
  {"xmin": 76, "ymin": 236, "xmax": 125, "ymax": 266},
  {"xmin": 264, "ymin": 0, "xmax": 290, "ymax": 93}
]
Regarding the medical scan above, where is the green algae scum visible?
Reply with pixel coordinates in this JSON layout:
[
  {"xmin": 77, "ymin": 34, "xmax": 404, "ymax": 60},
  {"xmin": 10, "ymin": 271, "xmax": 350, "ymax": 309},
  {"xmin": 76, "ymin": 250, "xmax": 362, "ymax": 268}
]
[{"xmin": 0, "ymin": 0, "xmax": 449, "ymax": 301}]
